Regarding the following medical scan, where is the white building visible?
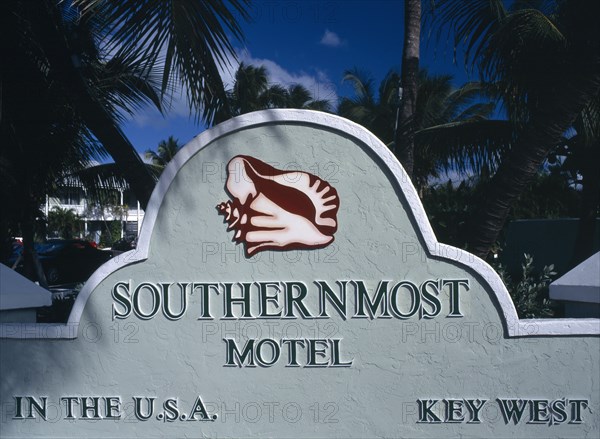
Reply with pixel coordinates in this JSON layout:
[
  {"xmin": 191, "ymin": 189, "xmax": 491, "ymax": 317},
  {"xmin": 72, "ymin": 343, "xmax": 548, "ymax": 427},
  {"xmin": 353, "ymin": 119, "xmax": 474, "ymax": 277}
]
[{"xmin": 44, "ymin": 182, "xmax": 144, "ymax": 244}]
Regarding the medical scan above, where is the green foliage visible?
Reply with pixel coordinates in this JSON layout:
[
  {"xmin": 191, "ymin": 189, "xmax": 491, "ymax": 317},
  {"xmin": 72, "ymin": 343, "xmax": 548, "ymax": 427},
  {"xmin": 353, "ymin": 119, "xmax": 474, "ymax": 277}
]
[
  {"xmin": 217, "ymin": 63, "xmax": 332, "ymax": 121},
  {"xmin": 427, "ymin": 0, "xmax": 600, "ymax": 258},
  {"xmin": 338, "ymin": 68, "xmax": 400, "ymax": 146},
  {"xmin": 47, "ymin": 207, "xmax": 82, "ymax": 239},
  {"xmin": 338, "ymin": 68, "xmax": 500, "ymax": 192},
  {"xmin": 74, "ymin": 0, "xmax": 250, "ymax": 124},
  {"xmin": 145, "ymin": 136, "xmax": 182, "ymax": 171},
  {"xmin": 100, "ymin": 221, "xmax": 122, "ymax": 248},
  {"xmin": 422, "ymin": 179, "xmax": 483, "ymax": 248},
  {"xmin": 2, "ymin": 0, "xmax": 250, "ymax": 233},
  {"xmin": 424, "ymin": 169, "xmax": 582, "ymax": 250},
  {"xmin": 509, "ymin": 166, "xmax": 582, "ymax": 219},
  {"xmin": 427, "ymin": 0, "xmax": 599, "ymax": 124},
  {"xmin": 492, "ymin": 254, "xmax": 558, "ymax": 318}
]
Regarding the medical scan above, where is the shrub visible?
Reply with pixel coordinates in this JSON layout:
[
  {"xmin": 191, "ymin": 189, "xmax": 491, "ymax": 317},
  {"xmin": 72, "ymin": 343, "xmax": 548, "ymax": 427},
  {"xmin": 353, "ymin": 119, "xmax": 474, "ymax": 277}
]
[
  {"xmin": 493, "ymin": 254, "xmax": 558, "ymax": 318},
  {"xmin": 100, "ymin": 221, "xmax": 122, "ymax": 248}
]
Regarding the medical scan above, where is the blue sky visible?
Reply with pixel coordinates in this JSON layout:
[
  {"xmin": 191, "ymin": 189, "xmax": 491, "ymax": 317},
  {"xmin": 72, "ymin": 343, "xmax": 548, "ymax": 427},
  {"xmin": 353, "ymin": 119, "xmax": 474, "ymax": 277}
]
[{"xmin": 122, "ymin": 0, "xmax": 472, "ymax": 158}]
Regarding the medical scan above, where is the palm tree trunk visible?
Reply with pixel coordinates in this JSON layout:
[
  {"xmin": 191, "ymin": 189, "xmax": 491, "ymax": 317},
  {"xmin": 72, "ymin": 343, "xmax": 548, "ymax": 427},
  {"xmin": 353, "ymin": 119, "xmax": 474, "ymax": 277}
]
[
  {"xmin": 39, "ymin": 0, "xmax": 155, "ymax": 209},
  {"xmin": 468, "ymin": 72, "xmax": 600, "ymax": 260},
  {"xmin": 396, "ymin": 0, "xmax": 421, "ymax": 178}
]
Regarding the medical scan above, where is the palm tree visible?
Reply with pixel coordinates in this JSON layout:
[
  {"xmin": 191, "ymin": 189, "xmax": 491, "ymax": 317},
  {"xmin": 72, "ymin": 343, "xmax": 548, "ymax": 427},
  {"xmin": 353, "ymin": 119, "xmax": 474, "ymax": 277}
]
[
  {"xmin": 338, "ymin": 69, "xmax": 399, "ymax": 143},
  {"xmin": 48, "ymin": 207, "xmax": 82, "ymax": 240},
  {"xmin": 338, "ymin": 68, "xmax": 502, "ymax": 192},
  {"xmin": 145, "ymin": 136, "xmax": 183, "ymax": 171},
  {"xmin": 217, "ymin": 62, "xmax": 332, "ymax": 121},
  {"xmin": 286, "ymin": 84, "xmax": 332, "ymax": 111},
  {"xmin": 2, "ymin": 0, "xmax": 249, "ymax": 283},
  {"xmin": 552, "ymin": 93, "xmax": 600, "ymax": 265},
  {"xmin": 2, "ymin": 0, "xmax": 250, "ymax": 212},
  {"xmin": 429, "ymin": 0, "xmax": 600, "ymax": 259},
  {"xmin": 228, "ymin": 63, "xmax": 270, "ymax": 116},
  {"xmin": 1, "ymin": 2, "xmax": 102, "ymax": 283},
  {"xmin": 395, "ymin": 0, "xmax": 422, "ymax": 178}
]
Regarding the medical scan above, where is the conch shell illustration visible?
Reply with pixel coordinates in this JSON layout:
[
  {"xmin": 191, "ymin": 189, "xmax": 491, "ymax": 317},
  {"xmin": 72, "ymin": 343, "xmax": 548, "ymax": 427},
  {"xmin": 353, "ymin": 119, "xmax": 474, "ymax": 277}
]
[{"xmin": 217, "ymin": 155, "xmax": 340, "ymax": 257}]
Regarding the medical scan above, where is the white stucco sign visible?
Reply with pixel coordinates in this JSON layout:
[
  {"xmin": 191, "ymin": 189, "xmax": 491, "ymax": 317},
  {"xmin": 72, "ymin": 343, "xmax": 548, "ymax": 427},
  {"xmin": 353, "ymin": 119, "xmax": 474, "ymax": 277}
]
[{"xmin": 1, "ymin": 110, "xmax": 599, "ymax": 438}]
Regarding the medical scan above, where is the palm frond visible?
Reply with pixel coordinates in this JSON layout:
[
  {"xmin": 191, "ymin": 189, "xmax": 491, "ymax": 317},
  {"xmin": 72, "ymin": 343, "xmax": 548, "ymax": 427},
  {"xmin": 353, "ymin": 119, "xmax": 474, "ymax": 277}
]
[
  {"xmin": 378, "ymin": 70, "xmax": 401, "ymax": 105},
  {"xmin": 69, "ymin": 162, "xmax": 160, "ymax": 204},
  {"xmin": 144, "ymin": 136, "xmax": 182, "ymax": 168},
  {"xmin": 306, "ymin": 99, "xmax": 332, "ymax": 112},
  {"xmin": 93, "ymin": 53, "xmax": 164, "ymax": 122},
  {"xmin": 441, "ymin": 81, "xmax": 489, "ymax": 120},
  {"xmin": 338, "ymin": 99, "xmax": 369, "ymax": 120},
  {"xmin": 416, "ymin": 119, "xmax": 514, "ymax": 175},
  {"xmin": 481, "ymin": 8, "xmax": 565, "ymax": 85},
  {"xmin": 75, "ymin": 0, "xmax": 251, "ymax": 124},
  {"xmin": 287, "ymin": 84, "xmax": 311, "ymax": 106},
  {"xmin": 342, "ymin": 68, "xmax": 376, "ymax": 104},
  {"xmin": 231, "ymin": 62, "xmax": 270, "ymax": 114},
  {"xmin": 452, "ymin": 102, "xmax": 496, "ymax": 121},
  {"xmin": 426, "ymin": 0, "xmax": 507, "ymax": 69}
]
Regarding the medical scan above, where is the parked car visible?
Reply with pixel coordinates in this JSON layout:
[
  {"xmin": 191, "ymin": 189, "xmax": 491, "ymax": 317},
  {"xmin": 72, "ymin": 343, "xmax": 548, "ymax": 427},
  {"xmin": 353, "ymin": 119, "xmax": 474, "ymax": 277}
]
[{"xmin": 12, "ymin": 239, "xmax": 113, "ymax": 285}]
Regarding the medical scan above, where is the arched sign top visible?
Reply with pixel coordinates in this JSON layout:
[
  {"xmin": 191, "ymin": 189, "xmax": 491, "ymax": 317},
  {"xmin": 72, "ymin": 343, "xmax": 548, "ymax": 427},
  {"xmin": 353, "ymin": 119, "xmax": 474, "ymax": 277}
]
[{"xmin": 4, "ymin": 109, "xmax": 596, "ymax": 338}]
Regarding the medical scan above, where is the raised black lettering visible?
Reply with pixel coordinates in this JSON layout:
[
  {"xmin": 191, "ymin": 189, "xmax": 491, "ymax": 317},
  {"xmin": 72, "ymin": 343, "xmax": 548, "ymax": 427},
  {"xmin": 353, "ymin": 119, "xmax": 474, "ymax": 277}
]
[{"xmin": 112, "ymin": 281, "xmax": 132, "ymax": 320}]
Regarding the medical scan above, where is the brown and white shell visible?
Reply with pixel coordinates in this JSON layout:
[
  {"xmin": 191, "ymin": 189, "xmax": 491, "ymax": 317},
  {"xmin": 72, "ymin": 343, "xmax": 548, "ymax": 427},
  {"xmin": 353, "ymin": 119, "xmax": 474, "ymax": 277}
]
[{"xmin": 217, "ymin": 155, "xmax": 339, "ymax": 257}]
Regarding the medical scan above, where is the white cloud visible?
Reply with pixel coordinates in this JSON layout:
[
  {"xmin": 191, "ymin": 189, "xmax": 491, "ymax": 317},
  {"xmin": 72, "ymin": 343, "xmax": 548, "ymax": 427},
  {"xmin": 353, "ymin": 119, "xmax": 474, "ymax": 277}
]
[
  {"xmin": 319, "ymin": 30, "xmax": 344, "ymax": 48},
  {"xmin": 126, "ymin": 49, "xmax": 338, "ymax": 129},
  {"xmin": 234, "ymin": 50, "xmax": 338, "ymax": 105}
]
